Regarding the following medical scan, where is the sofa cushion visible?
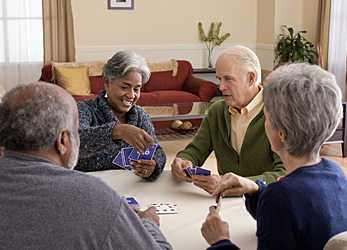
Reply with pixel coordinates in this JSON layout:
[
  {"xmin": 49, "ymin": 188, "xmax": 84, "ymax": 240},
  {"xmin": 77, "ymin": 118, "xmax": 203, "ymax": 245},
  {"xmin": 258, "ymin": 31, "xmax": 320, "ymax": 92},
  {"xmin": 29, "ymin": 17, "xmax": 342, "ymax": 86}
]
[
  {"xmin": 54, "ymin": 66, "xmax": 91, "ymax": 96},
  {"xmin": 89, "ymin": 75, "xmax": 105, "ymax": 95},
  {"xmin": 138, "ymin": 90, "xmax": 200, "ymax": 106},
  {"xmin": 144, "ymin": 60, "xmax": 192, "ymax": 92}
]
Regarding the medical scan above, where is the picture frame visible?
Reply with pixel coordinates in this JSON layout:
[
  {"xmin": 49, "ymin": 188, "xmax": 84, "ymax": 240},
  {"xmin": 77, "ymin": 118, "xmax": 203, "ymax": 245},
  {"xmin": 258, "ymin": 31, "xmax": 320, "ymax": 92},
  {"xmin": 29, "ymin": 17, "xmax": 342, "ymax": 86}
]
[{"xmin": 108, "ymin": 0, "xmax": 134, "ymax": 10}]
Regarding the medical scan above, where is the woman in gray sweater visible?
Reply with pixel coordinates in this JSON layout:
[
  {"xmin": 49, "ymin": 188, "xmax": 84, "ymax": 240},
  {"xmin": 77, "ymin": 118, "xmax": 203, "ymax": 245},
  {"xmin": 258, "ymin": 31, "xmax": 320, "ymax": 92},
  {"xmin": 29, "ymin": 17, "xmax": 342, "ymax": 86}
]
[{"xmin": 75, "ymin": 51, "xmax": 166, "ymax": 181}]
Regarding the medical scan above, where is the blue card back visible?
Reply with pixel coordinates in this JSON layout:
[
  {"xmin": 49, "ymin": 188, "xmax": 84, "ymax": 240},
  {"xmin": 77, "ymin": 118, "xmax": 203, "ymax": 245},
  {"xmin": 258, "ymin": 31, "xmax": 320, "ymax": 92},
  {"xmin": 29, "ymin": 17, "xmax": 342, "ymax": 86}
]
[
  {"xmin": 195, "ymin": 167, "xmax": 211, "ymax": 176},
  {"xmin": 112, "ymin": 151, "xmax": 124, "ymax": 167},
  {"xmin": 140, "ymin": 144, "xmax": 158, "ymax": 160},
  {"xmin": 129, "ymin": 148, "xmax": 141, "ymax": 161},
  {"xmin": 122, "ymin": 147, "xmax": 133, "ymax": 167}
]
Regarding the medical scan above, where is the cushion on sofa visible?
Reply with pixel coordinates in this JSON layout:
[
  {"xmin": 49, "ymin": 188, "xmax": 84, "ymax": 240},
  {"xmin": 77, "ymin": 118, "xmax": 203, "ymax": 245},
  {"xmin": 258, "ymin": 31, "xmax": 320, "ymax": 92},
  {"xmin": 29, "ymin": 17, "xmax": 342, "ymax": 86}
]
[
  {"xmin": 144, "ymin": 60, "xmax": 192, "ymax": 92},
  {"xmin": 89, "ymin": 75, "xmax": 105, "ymax": 95},
  {"xmin": 54, "ymin": 66, "xmax": 91, "ymax": 96},
  {"xmin": 138, "ymin": 90, "xmax": 200, "ymax": 106}
]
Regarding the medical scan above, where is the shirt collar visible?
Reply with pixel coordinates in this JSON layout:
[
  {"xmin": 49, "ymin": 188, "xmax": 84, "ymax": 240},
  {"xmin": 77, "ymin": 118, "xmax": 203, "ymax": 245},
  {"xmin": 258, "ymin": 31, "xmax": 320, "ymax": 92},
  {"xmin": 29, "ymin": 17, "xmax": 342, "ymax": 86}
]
[{"xmin": 229, "ymin": 85, "xmax": 263, "ymax": 115}]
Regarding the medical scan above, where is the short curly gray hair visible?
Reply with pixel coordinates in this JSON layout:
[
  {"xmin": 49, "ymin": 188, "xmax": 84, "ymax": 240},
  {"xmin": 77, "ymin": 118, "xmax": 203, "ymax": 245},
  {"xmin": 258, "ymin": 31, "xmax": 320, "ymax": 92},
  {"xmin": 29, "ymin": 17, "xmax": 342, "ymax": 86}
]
[
  {"xmin": 263, "ymin": 63, "xmax": 343, "ymax": 157},
  {"xmin": 0, "ymin": 82, "xmax": 77, "ymax": 151},
  {"xmin": 103, "ymin": 50, "xmax": 150, "ymax": 84}
]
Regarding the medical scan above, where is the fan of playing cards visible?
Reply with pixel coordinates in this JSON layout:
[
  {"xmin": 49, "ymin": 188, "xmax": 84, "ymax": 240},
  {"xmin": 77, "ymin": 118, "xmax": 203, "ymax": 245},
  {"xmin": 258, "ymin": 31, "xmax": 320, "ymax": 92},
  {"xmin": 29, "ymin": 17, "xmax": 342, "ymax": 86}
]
[
  {"xmin": 112, "ymin": 144, "xmax": 158, "ymax": 170},
  {"xmin": 184, "ymin": 166, "xmax": 211, "ymax": 177}
]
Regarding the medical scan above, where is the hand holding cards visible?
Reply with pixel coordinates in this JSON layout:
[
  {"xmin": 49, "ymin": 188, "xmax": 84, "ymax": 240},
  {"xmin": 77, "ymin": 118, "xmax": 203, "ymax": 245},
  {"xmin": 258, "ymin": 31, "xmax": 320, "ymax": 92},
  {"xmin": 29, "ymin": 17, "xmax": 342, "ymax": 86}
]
[
  {"xmin": 184, "ymin": 166, "xmax": 211, "ymax": 177},
  {"xmin": 112, "ymin": 144, "xmax": 158, "ymax": 170}
]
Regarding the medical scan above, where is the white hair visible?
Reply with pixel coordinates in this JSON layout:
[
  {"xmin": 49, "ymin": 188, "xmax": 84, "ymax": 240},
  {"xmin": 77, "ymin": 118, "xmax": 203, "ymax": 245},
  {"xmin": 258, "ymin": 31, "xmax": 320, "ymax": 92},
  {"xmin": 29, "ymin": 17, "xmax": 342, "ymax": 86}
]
[
  {"xmin": 263, "ymin": 63, "xmax": 343, "ymax": 157},
  {"xmin": 221, "ymin": 45, "xmax": 262, "ymax": 84}
]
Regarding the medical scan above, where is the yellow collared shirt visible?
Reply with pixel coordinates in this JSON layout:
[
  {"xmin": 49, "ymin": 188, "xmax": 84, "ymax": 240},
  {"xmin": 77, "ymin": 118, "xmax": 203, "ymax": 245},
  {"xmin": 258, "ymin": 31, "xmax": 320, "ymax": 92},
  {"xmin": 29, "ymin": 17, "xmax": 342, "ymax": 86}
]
[{"xmin": 229, "ymin": 86, "xmax": 264, "ymax": 154}]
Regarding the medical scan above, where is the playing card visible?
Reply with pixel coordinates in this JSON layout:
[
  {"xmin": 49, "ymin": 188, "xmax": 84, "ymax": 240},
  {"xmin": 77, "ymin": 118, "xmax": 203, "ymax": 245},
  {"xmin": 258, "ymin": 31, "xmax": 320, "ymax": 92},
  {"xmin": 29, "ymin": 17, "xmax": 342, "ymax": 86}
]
[
  {"xmin": 190, "ymin": 167, "xmax": 197, "ymax": 175},
  {"xmin": 126, "ymin": 197, "xmax": 140, "ymax": 209},
  {"xmin": 183, "ymin": 167, "xmax": 192, "ymax": 177},
  {"xmin": 129, "ymin": 148, "xmax": 141, "ymax": 161},
  {"xmin": 122, "ymin": 147, "xmax": 133, "ymax": 167},
  {"xmin": 129, "ymin": 144, "xmax": 159, "ymax": 161},
  {"xmin": 195, "ymin": 167, "xmax": 211, "ymax": 176},
  {"xmin": 151, "ymin": 202, "xmax": 178, "ymax": 214},
  {"xmin": 112, "ymin": 151, "xmax": 124, "ymax": 167},
  {"xmin": 140, "ymin": 144, "xmax": 158, "ymax": 160}
]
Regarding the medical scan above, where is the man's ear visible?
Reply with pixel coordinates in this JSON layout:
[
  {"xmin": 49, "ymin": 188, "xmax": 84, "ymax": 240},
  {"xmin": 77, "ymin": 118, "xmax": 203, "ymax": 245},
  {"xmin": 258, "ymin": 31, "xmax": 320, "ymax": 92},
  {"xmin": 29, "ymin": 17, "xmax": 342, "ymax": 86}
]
[
  {"xmin": 55, "ymin": 129, "xmax": 70, "ymax": 156},
  {"xmin": 248, "ymin": 71, "xmax": 256, "ymax": 86},
  {"xmin": 279, "ymin": 130, "xmax": 286, "ymax": 143}
]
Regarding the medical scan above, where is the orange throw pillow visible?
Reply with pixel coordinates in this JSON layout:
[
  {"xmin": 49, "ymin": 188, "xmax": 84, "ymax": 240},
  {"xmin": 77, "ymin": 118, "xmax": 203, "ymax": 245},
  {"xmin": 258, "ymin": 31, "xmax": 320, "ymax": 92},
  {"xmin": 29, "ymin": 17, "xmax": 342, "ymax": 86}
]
[{"xmin": 54, "ymin": 66, "xmax": 91, "ymax": 96}]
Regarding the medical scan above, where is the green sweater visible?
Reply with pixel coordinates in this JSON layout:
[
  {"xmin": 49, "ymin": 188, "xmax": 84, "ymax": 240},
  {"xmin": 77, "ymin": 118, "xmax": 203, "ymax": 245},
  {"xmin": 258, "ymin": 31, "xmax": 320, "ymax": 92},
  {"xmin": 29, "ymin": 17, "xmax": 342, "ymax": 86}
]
[{"xmin": 177, "ymin": 100, "xmax": 286, "ymax": 183}]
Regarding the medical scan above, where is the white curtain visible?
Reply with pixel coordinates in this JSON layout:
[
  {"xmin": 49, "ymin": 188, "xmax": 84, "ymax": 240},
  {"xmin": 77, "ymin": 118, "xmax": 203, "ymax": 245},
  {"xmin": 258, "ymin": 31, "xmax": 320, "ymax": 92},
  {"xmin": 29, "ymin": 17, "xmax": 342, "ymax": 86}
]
[
  {"xmin": 0, "ymin": 0, "xmax": 43, "ymax": 97},
  {"xmin": 328, "ymin": 0, "xmax": 347, "ymax": 100}
]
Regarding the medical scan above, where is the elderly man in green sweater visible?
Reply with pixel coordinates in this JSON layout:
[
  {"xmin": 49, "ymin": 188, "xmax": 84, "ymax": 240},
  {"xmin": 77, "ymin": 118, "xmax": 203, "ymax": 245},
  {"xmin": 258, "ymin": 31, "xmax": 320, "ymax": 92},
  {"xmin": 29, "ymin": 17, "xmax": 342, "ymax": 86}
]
[{"xmin": 171, "ymin": 45, "xmax": 285, "ymax": 195}]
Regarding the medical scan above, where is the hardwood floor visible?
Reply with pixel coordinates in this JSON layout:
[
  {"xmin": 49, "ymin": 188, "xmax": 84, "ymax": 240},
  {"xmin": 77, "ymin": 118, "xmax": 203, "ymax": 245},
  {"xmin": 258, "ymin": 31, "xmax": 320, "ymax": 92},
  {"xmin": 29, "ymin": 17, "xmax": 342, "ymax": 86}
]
[{"xmin": 161, "ymin": 138, "xmax": 347, "ymax": 174}]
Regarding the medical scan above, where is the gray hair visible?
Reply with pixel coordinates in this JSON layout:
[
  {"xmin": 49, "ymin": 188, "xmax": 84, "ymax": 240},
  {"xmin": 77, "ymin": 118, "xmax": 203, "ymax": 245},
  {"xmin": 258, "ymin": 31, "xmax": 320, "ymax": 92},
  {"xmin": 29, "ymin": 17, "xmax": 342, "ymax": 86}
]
[
  {"xmin": 103, "ymin": 50, "xmax": 150, "ymax": 83},
  {"xmin": 222, "ymin": 45, "xmax": 261, "ymax": 84},
  {"xmin": 263, "ymin": 63, "xmax": 343, "ymax": 157},
  {"xmin": 0, "ymin": 82, "xmax": 77, "ymax": 151}
]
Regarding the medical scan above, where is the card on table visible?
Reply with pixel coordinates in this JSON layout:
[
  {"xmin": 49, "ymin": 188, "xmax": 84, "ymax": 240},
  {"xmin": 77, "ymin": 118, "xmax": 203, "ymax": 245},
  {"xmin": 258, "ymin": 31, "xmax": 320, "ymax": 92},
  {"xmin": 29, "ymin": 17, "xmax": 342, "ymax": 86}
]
[
  {"xmin": 151, "ymin": 202, "xmax": 178, "ymax": 214},
  {"xmin": 126, "ymin": 197, "xmax": 140, "ymax": 209}
]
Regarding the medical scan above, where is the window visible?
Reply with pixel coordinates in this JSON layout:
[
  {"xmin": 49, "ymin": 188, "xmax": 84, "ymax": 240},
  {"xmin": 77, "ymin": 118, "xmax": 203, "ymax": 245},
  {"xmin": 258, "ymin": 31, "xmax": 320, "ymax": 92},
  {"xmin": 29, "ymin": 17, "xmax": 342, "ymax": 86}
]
[{"xmin": 0, "ymin": 0, "xmax": 43, "ymax": 63}]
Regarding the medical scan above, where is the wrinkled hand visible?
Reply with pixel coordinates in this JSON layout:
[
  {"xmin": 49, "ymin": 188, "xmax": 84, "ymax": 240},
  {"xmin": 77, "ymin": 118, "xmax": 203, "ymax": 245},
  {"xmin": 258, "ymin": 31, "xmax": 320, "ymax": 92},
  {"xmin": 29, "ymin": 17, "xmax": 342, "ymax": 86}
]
[
  {"xmin": 192, "ymin": 174, "xmax": 221, "ymax": 194},
  {"xmin": 213, "ymin": 173, "xmax": 259, "ymax": 197},
  {"xmin": 171, "ymin": 157, "xmax": 193, "ymax": 182},
  {"xmin": 132, "ymin": 159, "xmax": 156, "ymax": 178},
  {"xmin": 112, "ymin": 124, "xmax": 154, "ymax": 154},
  {"xmin": 136, "ymin": 206, "xmax": 160, "ymax": 226},
  {"xmin": 201, "ymin": 206, "xmax": 230, "ymax": 245}
]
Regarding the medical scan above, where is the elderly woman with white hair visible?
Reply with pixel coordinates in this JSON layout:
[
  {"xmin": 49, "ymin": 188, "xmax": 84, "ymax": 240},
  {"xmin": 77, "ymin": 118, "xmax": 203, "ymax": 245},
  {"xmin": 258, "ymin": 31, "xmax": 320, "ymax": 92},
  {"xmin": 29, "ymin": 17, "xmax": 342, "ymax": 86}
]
[
  {"xmin": 76, "ymin": 51, "xmax": 166, "ymax": 181},
  {"xmin": 201, "ymin": 63, "xmax": 347, "ymax": 250}
]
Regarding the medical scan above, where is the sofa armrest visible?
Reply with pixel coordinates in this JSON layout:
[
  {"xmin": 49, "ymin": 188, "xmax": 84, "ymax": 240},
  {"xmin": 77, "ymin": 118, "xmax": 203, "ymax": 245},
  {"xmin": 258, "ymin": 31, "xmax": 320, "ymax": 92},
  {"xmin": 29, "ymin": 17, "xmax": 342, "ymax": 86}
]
[{"xmin": 183, "ymin": 76, "xmax": 218, "ymax": 102}]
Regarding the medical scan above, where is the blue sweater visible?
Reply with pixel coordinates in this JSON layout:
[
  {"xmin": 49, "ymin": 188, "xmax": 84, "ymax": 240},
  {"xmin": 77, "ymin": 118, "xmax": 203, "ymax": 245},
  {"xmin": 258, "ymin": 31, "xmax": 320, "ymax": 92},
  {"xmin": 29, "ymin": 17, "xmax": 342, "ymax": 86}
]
[
  {"xmin": 75, "ymin": 91, "xmax": 166, "ymax": 181},
  {"xmin": 208, "ymin": 158, "xmax": 347, "ymax": 250}
]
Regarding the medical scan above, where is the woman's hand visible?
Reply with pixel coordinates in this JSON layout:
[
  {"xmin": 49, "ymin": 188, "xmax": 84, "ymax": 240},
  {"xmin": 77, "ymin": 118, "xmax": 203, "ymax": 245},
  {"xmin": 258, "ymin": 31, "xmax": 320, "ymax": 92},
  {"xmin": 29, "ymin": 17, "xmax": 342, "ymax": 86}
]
[
  {"xmin": 201, "ymin": 206, "xmax": 230, "ymax": 245},
  {"xmin": 213, "ymin": 173, "xmax": 259, "ymax": 197},
  {"xmin": 132, "ymin": 159, "xmax": 156, "ymax": 178},
  {"xmin": 112, "ymin": 124, "xmax": 154, "ymax": 153},
  {"xmin": 192, "ymin": 174, "xmax": 221, "ymax": 195}
]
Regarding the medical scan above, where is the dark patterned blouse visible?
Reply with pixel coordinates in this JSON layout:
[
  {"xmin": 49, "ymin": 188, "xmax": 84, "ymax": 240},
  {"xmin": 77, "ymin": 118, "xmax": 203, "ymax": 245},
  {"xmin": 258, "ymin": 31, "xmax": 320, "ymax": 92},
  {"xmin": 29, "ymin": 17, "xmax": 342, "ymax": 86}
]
[{"xmin": 75, "ymin": 91, "xmax": 166, "ymax": 181}]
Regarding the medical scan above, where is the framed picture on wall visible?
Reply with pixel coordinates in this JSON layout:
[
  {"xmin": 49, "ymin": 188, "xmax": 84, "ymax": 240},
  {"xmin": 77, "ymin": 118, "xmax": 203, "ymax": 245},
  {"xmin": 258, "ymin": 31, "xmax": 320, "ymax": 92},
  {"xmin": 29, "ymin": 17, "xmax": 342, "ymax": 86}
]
[{"xmin": 108, "ymin": 0, "xmax": 134, "ymax": 9}]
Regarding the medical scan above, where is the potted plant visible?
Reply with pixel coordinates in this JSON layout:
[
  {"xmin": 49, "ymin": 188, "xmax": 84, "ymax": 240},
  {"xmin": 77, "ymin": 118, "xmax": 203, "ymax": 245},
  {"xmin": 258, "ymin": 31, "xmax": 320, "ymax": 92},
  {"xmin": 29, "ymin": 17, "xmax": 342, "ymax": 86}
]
[
  {"xmin": 274, "ymin": 26, "xmax": 318, "ymax": 67},
  {"xmin": 198, "ymin": 22, "xmax": 231, "ymax": 68}
]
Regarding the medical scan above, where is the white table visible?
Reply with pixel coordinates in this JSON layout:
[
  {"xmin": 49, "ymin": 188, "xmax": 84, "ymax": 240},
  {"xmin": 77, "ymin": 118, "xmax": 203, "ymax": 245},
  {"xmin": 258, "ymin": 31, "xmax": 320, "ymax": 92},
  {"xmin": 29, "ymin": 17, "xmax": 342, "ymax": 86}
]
[{"xmin": 89, "ymin": 170, "xmax": 257, "ymax": 250}]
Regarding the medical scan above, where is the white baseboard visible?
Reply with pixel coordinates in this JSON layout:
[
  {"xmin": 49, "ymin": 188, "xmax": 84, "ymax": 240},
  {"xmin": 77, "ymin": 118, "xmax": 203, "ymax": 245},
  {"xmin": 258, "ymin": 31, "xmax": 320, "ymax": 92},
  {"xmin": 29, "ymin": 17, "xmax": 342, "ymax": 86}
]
[{"xmin": 76, "ymin": 43, "xmax": 274, "ymax": 70}]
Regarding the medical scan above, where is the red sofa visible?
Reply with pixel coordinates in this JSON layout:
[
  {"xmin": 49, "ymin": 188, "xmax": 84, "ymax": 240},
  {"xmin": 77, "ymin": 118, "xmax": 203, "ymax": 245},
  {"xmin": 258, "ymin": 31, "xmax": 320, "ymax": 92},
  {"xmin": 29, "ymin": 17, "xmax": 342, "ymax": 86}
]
[{"xmin": 40, "ymin": 60, "xmax": 218, "ymax": 106}]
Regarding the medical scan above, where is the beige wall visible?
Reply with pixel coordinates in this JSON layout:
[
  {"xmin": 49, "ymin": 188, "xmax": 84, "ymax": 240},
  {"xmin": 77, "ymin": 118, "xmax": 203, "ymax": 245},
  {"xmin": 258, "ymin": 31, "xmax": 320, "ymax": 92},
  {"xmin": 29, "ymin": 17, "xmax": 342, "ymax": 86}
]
[
  {"xmin": 71, "ymin": 0, "xmax": 320, "ymax": 69},
  {"xmin": 257, "ymin": 0, "xmax": 275, "ymax": 44},
  {"xmin": 72, "ymin": 0, "xmax": 257, "ymax": 46},
  {"xmin": 273, "ymin": 0, "xmax": 319, "ymax": 42}
]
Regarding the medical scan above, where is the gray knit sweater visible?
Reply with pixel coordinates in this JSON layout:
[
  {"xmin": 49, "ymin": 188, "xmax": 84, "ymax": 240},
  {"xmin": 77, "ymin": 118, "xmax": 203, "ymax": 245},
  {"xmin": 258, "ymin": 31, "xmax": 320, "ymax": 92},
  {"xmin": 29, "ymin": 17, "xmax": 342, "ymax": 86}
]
[{"xmin": 0, "ymin": 151, "xmax": 172, "ymax": 250}]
